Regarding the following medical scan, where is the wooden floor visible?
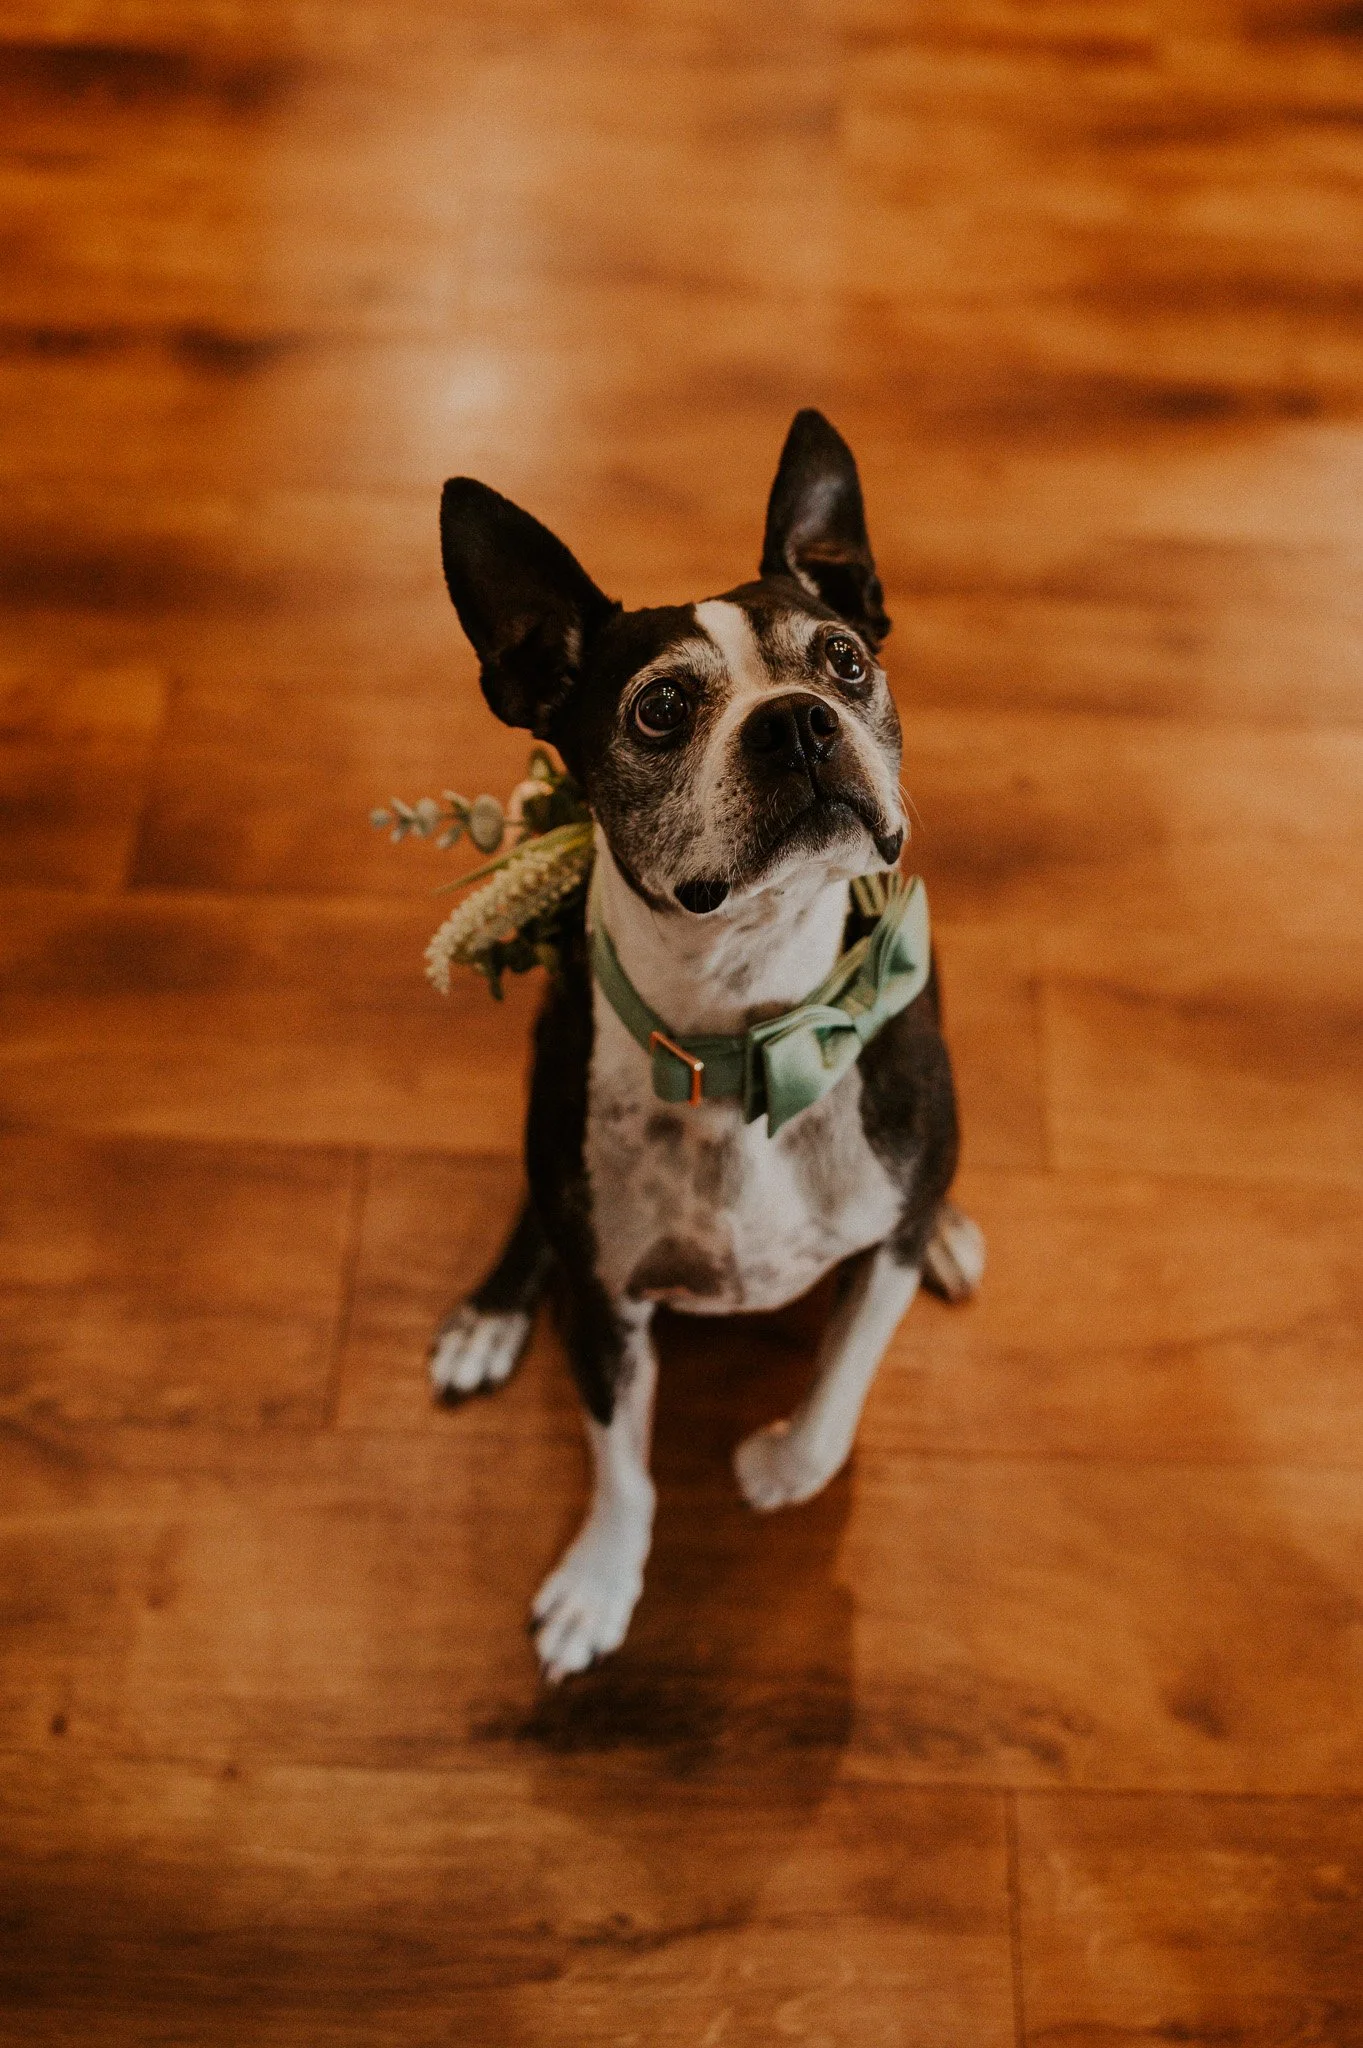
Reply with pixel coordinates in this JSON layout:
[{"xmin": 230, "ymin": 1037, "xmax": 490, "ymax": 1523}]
[{"xmin": 3, "ymin": 1, "xmax": 1363, "ymax": 2040}]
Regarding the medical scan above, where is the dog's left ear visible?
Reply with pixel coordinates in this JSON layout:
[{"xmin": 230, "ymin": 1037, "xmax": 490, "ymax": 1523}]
[
  {"xmin": 440, "ymin": 478, "xmax": 619, "ymax": 736},
  {"xmin": 759, "ymin": 409, "xmax": 891, "ymax": 649}
]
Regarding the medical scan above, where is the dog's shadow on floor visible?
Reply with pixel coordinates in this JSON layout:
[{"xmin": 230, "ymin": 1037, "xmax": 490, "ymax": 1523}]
[{"xmin": 508, "ymin": 1282, "xmax": 855, "ymax": 1919}]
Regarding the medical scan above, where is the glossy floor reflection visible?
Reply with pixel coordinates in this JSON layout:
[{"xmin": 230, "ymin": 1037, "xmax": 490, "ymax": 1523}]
[{"xmin": 2, "ymin": 3, "xmax": 1363, "ymax": 2042}]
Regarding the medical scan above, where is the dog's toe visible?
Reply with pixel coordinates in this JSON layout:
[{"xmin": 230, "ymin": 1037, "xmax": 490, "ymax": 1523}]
[
  {"xmin": 430, "ymin": 1306, "xmax": 531, "ymax": 1399},
  {"xmin": 531, "ymin": 1523, "xmax": 647, "ymax": 1684},
  {"xmin": 922, "ymin": 1202, "xmax": 986, "ymax": 1303}
]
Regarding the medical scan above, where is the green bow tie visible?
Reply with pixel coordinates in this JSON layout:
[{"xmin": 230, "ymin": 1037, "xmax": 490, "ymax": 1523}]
[{"xmin": 590, "ymin": 871, "xmax": 931, "ymax": 1134}]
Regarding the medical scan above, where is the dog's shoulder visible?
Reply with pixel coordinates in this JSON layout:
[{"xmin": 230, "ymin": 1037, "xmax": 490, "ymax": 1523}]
[
  {"xmin": 523, "ymin": 893, "xmax": 638, "ymax": 1423},
  {"xmin": 855, "ymin": 956, "xmax": 960, "ymax": 1262},
  {"xmin": 525, "ymin": 887, "xmax": 593, "ymax": 1188}
]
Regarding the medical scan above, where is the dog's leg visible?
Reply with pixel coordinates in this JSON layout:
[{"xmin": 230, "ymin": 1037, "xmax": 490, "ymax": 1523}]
[
  {"xmin": 430, "ymin": 1197, "xmax": 553, "ymax": 1399},
  {"xmin": 922, "ymin": 1199, "xmax": 986, "ymax": 1303},
  {"xmin": 734, "ymin": 1244, "xmax": 920, "ymax": 1512},
  {"xmin": 532, "ymin": 1302, "xmax": 657, "ymax": 1683}
]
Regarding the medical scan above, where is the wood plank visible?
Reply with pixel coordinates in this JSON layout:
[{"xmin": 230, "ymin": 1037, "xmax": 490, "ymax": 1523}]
[
  {"xmin": 910, "ymin": 711, "xmax": 1363, "ymax": 939},
  {"xmin": 0, "ymin": 9, "xmax": 489, "ymax": 335},
  {"xmin": 1015, "ymin": 1791, "xmax": 1363, "ymax": 2046},
  {"xmin": 839, "ymin": 1449, "xmax": 1363, "ymax": 1794},
  {"xmin": 922, "ymin": 921, "xmax": 1049, "ymax": 1171},
  {"xmin": 0, "ymin": 479, "xmax": 757, "ymax": 695},
  {"xmin": 884, "ymin": 1166, "xmax": 1363, "ymax": 1465},
  {"xmin": 6, "ymin": 0, "xmax": 1363, "ymax": 2027},
  {"xmin": 1043, "ymin": 923, "xmax": 1363, "ymax": 1185},
  {"xmin": 125, "ymin": 669, "xmax": 536, "ymax": 898},
  {"xmin": 0, "ymin": 482, "xmax": 461, "ymax": 670},
  {"xmin": 0, "ymin": 1751, "xmax": 1014, "ymax": 2047},
  {"xmin": 0, "ymin": 316, "xmax": 831, "ymax": 491},
  {"xmin": 0, "ymin": 10, "xmax": 845, "ymax": 345},
  {"xmin": 0, "ymin": 887, "xmax": 538, "ymax": 1151},
  {"xmin": 5, "ymin": 1419, "xmax": 1363, "ymax": 1793},
  {"xmin": 0, "ymin": 1131, "xmax": 357, "ymax": 1428},
  {"xmin": 0, "ymin": 656, "xmax": 165, "ymax": 887},
  {"xmin": 887, "ymin": 460, "xmax": 1363, "ymax": 727},
  {"xmin": 0, "ymin": 1422, "xmax": 569, "ymax": 1763},
  {"xmin": 334, "ymin": 1150, "xmax": 531, "ymax": 1431}
]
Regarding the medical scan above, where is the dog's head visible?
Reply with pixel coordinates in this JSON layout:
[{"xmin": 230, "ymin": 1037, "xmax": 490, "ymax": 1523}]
[{"xmin": 439, "ymin": 410, "xmax": 905, "ymax": 916}]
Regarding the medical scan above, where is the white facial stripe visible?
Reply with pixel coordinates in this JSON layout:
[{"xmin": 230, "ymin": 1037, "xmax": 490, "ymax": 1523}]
[
  {"xmin": 694, "ymin": 599, "xmax": 768, "ymax": 691},
  {"xmin": 689, "ymin": 601, "xmax": 786, "ymax": 843}
]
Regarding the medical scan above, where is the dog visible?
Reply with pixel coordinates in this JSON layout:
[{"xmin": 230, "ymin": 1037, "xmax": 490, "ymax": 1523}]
[{"xmin": 430, "ymin": 410, "xmax": 983, "ymax": 1683}]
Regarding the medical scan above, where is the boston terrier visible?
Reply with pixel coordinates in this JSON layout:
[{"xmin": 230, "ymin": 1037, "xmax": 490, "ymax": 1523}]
[{"xmin": 431, "ymin": 410, "xmax": 984, "ymax": 1683}]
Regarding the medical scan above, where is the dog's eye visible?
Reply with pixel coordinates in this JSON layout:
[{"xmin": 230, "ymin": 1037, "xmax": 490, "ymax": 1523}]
[
  {"xmin": 632, "ymin": 680, "xmax": 690, "ymax": 739},
  {"xmin": 824, "ymin": 634, "xmax": 867, "ymax": 684}
]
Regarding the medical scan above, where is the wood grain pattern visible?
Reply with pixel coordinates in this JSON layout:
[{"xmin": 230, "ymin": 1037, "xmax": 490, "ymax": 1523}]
[
  {"xmin": 0, "ymin": 1131, "xmax": 358, "ymax": 1427},
  {"xmin": 0, "ymin": 658, "xmax": 165, "ymax": 887},
  {"xmin": 5, "ymin": 1416, "xmax": 1363, "ymax": 1795},
  {"xmin": 4, "ymin": 0, "xmax": 1363, "ymax": 2036},
  {"xmin": 886, "ymin": 1167, "xmax": 1363, "ymax": 1464},
  {"xmin": 1016, "ymin": 1792, "xmax": 1363, "ymax": 2045},
  {"xmin": 0, "ymin": 887, "xmax": 540, "ymax": 1149},
  {"xmin": 334, "ymin": 1150, "xmax": 537, "ymax": 1430},
  {"xmin": 1044, "ymin": 924, "xmax": 1363, "ymax": 1184},
  {"xmin": 0, "ymin": 1752, "xmax": 1016, "ymax": 2047}
]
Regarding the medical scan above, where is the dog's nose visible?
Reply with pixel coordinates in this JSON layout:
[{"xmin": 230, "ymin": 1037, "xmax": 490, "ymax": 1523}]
[{"xmin": 741, "ymin": 694, "xmax": 841, "ymax": 773}]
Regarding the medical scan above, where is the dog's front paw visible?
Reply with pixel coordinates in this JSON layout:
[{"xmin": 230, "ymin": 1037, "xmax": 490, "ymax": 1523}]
[
  {"xmin": 733, "ymin": 1420, "xmax": 838, "ymax": 1512},
  {"xmin": 531, "ymin": 1513, "xmax": 650, "ymax": 1685},
  {"xmin": 430, "ymin": 1305, "xmax": 531, "ymax": 1399}
]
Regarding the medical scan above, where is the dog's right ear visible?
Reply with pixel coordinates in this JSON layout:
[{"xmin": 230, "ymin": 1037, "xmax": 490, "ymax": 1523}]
[{"xmin": 439, "ymin": 479, "xmax": 619, "ymax": 735}]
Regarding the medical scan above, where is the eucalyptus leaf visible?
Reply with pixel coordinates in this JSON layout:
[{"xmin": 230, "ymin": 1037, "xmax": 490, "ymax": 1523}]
[{"xmin": 468, "ymin": 794, "xmax": 506, "ymax": 853}]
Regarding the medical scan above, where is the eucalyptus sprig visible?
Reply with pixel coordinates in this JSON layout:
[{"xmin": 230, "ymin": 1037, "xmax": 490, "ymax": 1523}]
[
  {"xmin": 371, "ymin": 744, "xmax": 564, "ymax": 854},
  {"xmin": 372, "ymin": 748, "xmax": 595, "ymax": 998}
]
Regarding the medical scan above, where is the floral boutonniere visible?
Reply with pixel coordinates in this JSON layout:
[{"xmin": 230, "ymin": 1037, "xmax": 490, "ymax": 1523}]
[{"xmin": 371, "ymin": 749, "xmax": 593, "ymax": 998}]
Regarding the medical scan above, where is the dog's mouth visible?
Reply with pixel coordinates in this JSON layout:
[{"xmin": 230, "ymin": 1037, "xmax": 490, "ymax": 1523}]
[
  {"xmin": 671, "ymin": 765, "xmax": 903, "ymax": 916},
  {"xmin": 753, "ymin": 782, "xmax": 900, "ymax": 877},
  {"xmin": 673, "ymin": 790, "xmax": 901, "ymax": 915}
]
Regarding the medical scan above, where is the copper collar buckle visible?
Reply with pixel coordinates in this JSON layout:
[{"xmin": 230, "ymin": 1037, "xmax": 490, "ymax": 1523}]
[{"xmin": 649, "ymin": 1029, "xmax": 705, "ymax": 1107}]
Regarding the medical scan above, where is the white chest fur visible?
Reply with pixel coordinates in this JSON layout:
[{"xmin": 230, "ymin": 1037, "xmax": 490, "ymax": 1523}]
[
  {"xmin": 583, "ymin": 838, "xmax": 904, "ymax": 1314},
  {"xmin": 586, "ymin": 1006, "xmax": 902, "ymax": 1312}
]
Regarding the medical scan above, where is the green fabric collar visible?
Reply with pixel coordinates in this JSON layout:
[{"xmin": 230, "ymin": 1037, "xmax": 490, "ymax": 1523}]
[{"xmin": 589, "ymin": 871, "xmax": 931, "ymax": 1134}]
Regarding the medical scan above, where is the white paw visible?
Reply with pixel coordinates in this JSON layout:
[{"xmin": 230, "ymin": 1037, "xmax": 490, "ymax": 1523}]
[
  {"xmin": 430, "ymin": 1305, "xmax": 531, "ymax": 1398},
  {"xmin": 530, "ymin": 1510, "xmax": 651, "ymax": 1684},
  {"xmin": 923, "ymin": 1202, "xmax": 986, "ymax": 1303},
  {"xmin": 733, "ymin": 1420, "xmax": 839, "ymax": 1512}
]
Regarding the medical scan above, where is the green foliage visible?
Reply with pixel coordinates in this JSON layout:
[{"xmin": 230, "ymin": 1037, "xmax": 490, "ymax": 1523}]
[{"xmin": 372, "ymin": 750, "xmax": 593, "ymax": 997}]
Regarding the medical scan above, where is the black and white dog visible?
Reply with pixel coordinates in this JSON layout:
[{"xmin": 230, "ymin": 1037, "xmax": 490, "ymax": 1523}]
[{"xmin": 432, "ymin": 411, "xmax": 983, "ymax": 1682}]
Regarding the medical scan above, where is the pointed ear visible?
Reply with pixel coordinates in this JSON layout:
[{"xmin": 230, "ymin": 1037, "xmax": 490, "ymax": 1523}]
[
  {"xmin": 759, "ymin": 410, "xmax": 891, "ymax": 648},
  {"xmin": 439, "ymin": 478, "xmax": 618, "ymax": 735}
]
